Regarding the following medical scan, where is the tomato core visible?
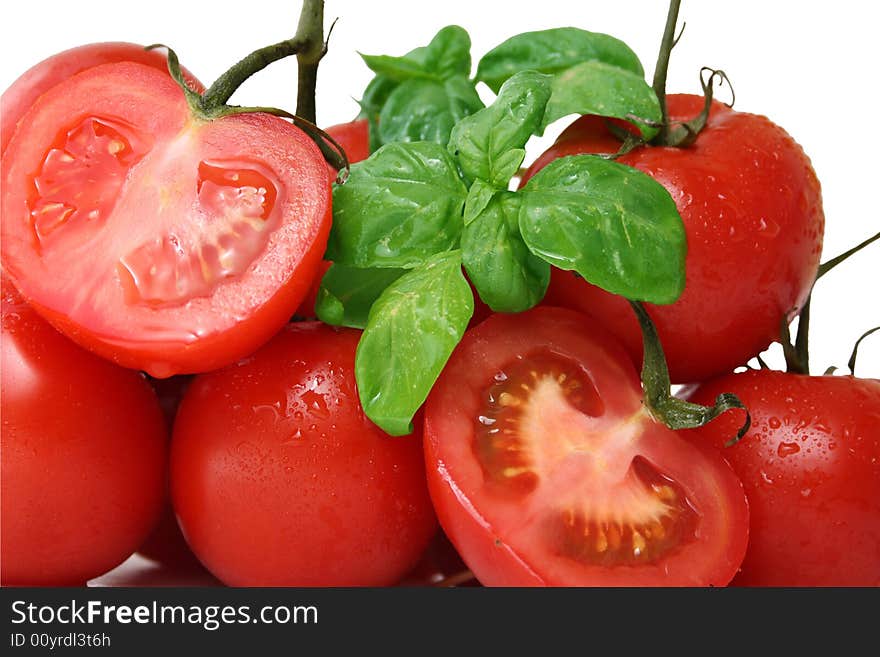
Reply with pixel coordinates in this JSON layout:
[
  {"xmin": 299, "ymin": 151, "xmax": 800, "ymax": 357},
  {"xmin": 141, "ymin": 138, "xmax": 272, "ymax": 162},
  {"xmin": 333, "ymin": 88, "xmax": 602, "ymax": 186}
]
[
  {"xmin": 551, "ymin": 456, "xmax": 699, "ymax": 566},
  {"xmin": 118, "ymin": 158, "xmax": 280, "ymax": 307},
  {"xmin": 474, "ymin": 349, "xmax": 699, "ymax": 567}
]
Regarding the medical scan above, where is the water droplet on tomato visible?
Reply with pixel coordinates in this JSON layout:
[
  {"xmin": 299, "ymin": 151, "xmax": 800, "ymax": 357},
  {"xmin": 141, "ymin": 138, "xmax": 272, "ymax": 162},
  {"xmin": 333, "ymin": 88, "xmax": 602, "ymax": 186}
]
[
  {"xmin": 768, "ymin": 416, "xmax": 782, "ymax": 429},
  {"xmin": 777, "ymin": 442, "xmax": 800, "ymax": 458}
]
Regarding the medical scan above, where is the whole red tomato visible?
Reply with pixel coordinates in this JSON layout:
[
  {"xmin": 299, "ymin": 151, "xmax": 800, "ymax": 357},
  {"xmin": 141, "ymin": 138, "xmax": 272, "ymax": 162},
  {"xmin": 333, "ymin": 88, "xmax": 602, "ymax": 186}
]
[
  {"xmin": 524, "ymin": 95, "xmax": 824, "ymax": 383},
  {"xmin": 1, "ymin": 42, "xmax": 202, "ymax": 155},
  {"xmin": 424, "ymin": 307, "xmax": 749, "ymax": 586},
  {"xmin": 1, "ymin": 60, "xmax": 330, "ymax": 377},
  {"xmin": 324, "ymin": 117, "xmax": 370, "ymax": 180},
  {"xmin": 1, "ymin": 279, "xmax": 167, "ymax": 585},
  {"xmin": 171, "ymin": 322, "xmax": 437, "ymax": 586},
  {"xmin": 685, "ymin": 370, "xmax": 880, "ymax": 586}
]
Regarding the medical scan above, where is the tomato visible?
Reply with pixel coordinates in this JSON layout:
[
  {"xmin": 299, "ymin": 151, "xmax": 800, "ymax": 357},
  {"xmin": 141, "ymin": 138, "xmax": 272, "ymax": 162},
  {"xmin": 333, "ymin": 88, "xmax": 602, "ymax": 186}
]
[
  {"xmin": 1, "ymin": 278, "xmax": 167, "ymax": 585},
  {"xmin": 325, "ymin": 117, "xmax": 370, "ymax": 179},
  {"xmin": 423, "ymin": 306, "xmax": 749, "ymax": 586},
  {"xmin": 1, "ymin": 42, "xmax": 203, "ymax": 156},
  {"xmin": 524, "ymin": 96, "xmax": 824, "ymax": 383},
  {"xmin": 1, "ymin": 61, "xmax": 331, "ymax": 377},
  {"xmin": 171, "ymin": 322, "xmax": 437, "ymax": 586},
  {"xmin": 684, "ymin": 370, "xmax": 880, "ymax": 586}
]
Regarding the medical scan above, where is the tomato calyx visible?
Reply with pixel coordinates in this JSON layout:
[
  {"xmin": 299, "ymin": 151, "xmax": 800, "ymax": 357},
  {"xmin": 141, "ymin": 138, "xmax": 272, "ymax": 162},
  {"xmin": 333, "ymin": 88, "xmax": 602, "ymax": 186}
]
[
  {"xmin": 610, "ymin": 0, "xmax": 733, "ymax": 150},
  {"xmin": 630, "ymin": 301, "xmax": 750, "ymax": 445},
  {"xmin": 145, "ymin": 1, "xmax": 350, "ymax": 179}
]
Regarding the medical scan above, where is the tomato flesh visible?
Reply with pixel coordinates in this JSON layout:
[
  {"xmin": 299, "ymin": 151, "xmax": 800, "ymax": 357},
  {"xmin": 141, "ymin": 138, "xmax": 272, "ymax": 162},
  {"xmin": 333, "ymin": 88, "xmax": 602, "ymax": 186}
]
[
  {"xmin": 424, "ymin": 307, "xmax": 749, "ymax": 586},
  {"xmin": 1, "ymin": 42, "xmax": 203, "ymax": 156},
  {"xmin": 2, "ymin": 62, "xmax": 331, "ymax": 376}
]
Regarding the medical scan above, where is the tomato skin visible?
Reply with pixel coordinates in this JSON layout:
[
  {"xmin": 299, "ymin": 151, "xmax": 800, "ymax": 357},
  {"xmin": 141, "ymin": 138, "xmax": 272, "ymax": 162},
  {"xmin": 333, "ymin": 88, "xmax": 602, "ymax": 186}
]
[
  {"xmin": 684, "ymin": 370, "xmax": 880, "ymax": 586},
  {"xmin": 525, "ymin": 96, "xmax": 824, "ymax": 383},
  {"xmin": 2, "ymin": 62, "xmax": 331, "ymax": 377},
  {"xmin": 1, "ymin": 42, "xmax": 202, "ymax": 156},
  {"xmin": 424, "ymin": 306, "xmax": 749, "ymax": 587},
  {"xmin": 171, "ymin": 322, "xmax": 437, "ymax": 586},
  {"xmin": 325, "ymin": 117, "xmax": 371, "ymax": 178},
  {"xmin": 0, "ymin": 279, "xmax": 167, "ymax": 586}
]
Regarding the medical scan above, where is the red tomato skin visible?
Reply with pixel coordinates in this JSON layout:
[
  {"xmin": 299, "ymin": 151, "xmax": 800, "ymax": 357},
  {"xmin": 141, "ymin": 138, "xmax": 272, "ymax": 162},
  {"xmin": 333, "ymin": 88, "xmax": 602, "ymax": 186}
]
[
  {"xmin": 524, "ymin": 96, "xmax": 824, "ymax": 383},
  {"xmin": 325, "ymin": 118, "xmax": 371, "ymax": 178},
  {"xmin": 0, "ymin": 280, "xmax": 167, "ymax": 586},
  {"xmin": 424, "ymin": 307, "xmax": 749, "ymax": 587},
  {"xmin": 685, "ymin": 370, "xmax": 880, "ymax": 586},
  {"xmin": 1, "ymin": 42, "xmax": 202, "ymax": 155},
  {"xmin": 171, "ymin": 322, "xmax": 437, "ymax": 586},
  {"xmin": 1, "ymin": 63, "xmax": 331, "ymax": 377}
]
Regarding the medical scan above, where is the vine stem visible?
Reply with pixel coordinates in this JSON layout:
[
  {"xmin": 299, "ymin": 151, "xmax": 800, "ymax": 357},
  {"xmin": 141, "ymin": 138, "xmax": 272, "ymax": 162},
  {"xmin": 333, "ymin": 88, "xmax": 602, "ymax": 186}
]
[
  {"xmin": 294, "ymin": 0, "xmax": 326, "ymax": 124},
  {"xmin": 198, "ymin": 0, "xmax": 325, "ymax": 122},
  {"xmin": 651, "ymin": 0, "xmax": 682, "ymax": 145}
]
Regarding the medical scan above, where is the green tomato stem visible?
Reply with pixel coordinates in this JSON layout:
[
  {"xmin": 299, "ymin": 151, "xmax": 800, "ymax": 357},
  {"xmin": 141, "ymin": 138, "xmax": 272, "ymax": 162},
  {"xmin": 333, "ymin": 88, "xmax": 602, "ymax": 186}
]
[
  {"xmin": 199, "ymin": 0, "xmax": 326, "ymax": 121},
  {"xmin": 650, "ymin": 0, "xmax": 681, "ymax": 145},
  {"xmin": 630, "ymin": 301, "xmax": 750, "ymax": 446},
  {"xmin": 294, "ymin": 0, "xmax": 327, "ymax": 124},
  {"xmin": 789, "ymin": 229, "xmax": 880, "ymax": 374}
]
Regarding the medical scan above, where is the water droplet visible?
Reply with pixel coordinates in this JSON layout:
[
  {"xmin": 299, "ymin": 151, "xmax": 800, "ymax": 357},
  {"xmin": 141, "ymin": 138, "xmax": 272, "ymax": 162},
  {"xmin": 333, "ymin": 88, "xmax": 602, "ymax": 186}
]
[
  {"xmin": 800, "ymin": 488, "xmax": 812, "ymax": 498},
  {"xmin": 768, "ymin": 417, "xmax": 782, "ymax": 429},
  {"xmin": 760, "ymin": 470, "xmax": 774, "ymax": 485},
  {"xmin": 777, "ymin": 442, "xmax": 800, "ymax": 458}
]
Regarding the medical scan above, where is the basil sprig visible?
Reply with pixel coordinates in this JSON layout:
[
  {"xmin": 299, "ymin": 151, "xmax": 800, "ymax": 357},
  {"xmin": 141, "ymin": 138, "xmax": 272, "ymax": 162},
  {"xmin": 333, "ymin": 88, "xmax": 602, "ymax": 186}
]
[
  {"xmin": 358, "ymin": 25, "xmax": 484, "ymax": 149},
  {"xmin": 476, "ymin": 27, "xmax": 660, "ymax": 137},
  {"xmin": 321, "ymin": 66, "xmax": 686, "ymax": 435}
]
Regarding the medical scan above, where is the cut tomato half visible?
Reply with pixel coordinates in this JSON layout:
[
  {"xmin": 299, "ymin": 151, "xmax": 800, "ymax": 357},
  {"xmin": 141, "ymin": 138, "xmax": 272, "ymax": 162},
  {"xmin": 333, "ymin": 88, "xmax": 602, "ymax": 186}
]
[
  {"xmin": 1, "ymin": 62, "xmax": 331, "ymax": 376},
  {"xmin": 424, "ymin": 307, "xmax": 749, "ymax": 586}
]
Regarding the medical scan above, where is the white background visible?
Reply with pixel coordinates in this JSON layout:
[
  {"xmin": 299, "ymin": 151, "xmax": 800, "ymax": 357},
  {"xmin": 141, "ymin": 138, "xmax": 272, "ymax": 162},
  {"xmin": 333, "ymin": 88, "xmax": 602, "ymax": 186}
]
[{"xmin": 1, "ymin": 0, "xmax": 877, "ymax": 376}]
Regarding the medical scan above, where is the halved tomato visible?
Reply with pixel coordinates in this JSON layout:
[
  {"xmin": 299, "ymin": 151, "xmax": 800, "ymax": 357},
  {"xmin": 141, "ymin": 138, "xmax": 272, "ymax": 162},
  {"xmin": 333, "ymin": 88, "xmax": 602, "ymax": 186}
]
[
  {"xmin": 1, "ymin": 62, "xmax": 330, "ymax": 376},
  {"xmin": 424, "ymin": 307, "xmax": 749, "ymax": 586},
  {"xmin": 1, "ymin": 42, "xmax": 203, "ymax": 156}
]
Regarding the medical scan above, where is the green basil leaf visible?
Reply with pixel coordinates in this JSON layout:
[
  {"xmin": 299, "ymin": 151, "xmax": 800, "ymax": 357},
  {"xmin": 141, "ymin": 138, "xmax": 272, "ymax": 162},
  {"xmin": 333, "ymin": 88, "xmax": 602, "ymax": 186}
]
[
  {"xmin": 358, "ymin": 74, "xmax": 397, "ymax": 152},
  {"xmin": 358, "ymin": 45, "xmax": 430, "ymax": 151},
  {"xmin": 378, "ymin": 76, "xmax": 484, "ymax": 146},
  {"xmin": 360, "ymin": 53, "xmax": 434, "ymax": 81},
  {"xmin": 315, "ymin": 263, "xmax": 406, "ymax": 329},
  {"xmin": 463, "ymin": 192, "xmax": 549, "ymax": 312},
  {"xmin": 359, "ymin": 74, "xmax": 397, "ymax": 120},
  {"xmin": 327, "ymin": 142, "xmax": 468, "ymax": 268},
  {"xmin": 422, "ymin": 25, "xmax": 472, "ymax": 78},
  {"xmin": 448, "ymin": 70, "xmax": 551, "ymax": 187},
  {"xmin": 519, "ymin": 155, "xmax": 685, "ymax": 304},
  {"xmin": 355, "ymin": 251, "xmax": 473, "ymax": 435},
  {"xmin": 543, "ymin": 60, "xmax": 661, "ymax": 138},
  {"xmin": 360, "ymin": 44, "xmax": 431, "ymax": 82},
  {"xmin": 476, "ymin": 27, "xmax": 645, "ymax": 94},
  {"xmin": 463, "ymin": 178, "xmax": 497, "ymax": 226}
]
